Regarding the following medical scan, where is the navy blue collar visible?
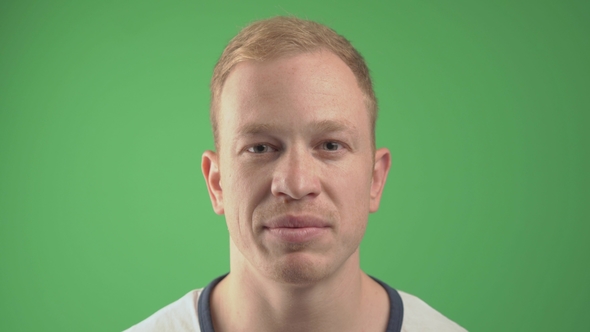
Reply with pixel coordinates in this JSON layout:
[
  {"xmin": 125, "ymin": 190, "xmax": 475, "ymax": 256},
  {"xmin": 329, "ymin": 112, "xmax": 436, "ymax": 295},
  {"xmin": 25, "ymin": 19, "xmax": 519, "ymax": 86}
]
[{"xmin": 198, "ymin": 274, "xmax": 403, "ymax": 332}]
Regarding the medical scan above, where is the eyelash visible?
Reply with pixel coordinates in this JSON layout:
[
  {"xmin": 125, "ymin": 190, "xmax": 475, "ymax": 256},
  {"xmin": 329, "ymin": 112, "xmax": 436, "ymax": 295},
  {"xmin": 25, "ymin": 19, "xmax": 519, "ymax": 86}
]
[
  {"xmin": 320, "ymin": 141, "xmax": 342, "ymax": 151},
  {"xmin": 245, "ymin": 141, "xmax": 345, "ymax": 154},
  {"xmin": 246, "ymin": 144, "xmax": 278, "ymax": 153}
]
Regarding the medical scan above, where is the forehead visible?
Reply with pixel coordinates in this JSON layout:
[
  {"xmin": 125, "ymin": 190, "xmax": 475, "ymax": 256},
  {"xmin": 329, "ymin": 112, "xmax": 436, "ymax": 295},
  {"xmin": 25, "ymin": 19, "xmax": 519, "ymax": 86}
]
[{"xmin": 218, "ymin": 51, "xmax": 369, "ymax": 142}]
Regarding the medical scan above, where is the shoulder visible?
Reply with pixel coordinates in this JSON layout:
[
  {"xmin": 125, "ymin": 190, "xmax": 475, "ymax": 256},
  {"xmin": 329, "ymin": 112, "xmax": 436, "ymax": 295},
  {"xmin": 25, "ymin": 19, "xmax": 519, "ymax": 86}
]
[
  {"xmin": 399, "ymin": 290, "xmax": 468, "ymax": 332},
  {"xmin": 124, "ymin": 289, "xmax": 203, "ymax": 332}
]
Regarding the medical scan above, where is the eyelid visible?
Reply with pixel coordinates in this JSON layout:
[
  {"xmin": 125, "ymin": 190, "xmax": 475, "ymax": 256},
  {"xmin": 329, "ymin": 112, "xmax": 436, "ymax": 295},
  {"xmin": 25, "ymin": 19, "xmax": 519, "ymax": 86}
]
[
  {"xmin": 245, "ymin": 143, "xmax": 279, "ymax": 153},
  {"xmin": 318, "ymin": 140, "xmax": 348, "ymax": 151},
  {"xmin": 242, "ymin": 139, "xmax": 350, "ymax": 154}
]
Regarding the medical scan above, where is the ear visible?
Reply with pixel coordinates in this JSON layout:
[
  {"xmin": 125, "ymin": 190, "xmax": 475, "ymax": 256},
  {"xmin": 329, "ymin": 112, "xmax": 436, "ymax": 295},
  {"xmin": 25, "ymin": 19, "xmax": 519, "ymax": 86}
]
[
  {"xmin": 202, "ymin": 150, "xmax": 224, "ymax": 215},
  {"xmin": 369, "ymin": 148, "xmax": 391, "ymax": 213}
]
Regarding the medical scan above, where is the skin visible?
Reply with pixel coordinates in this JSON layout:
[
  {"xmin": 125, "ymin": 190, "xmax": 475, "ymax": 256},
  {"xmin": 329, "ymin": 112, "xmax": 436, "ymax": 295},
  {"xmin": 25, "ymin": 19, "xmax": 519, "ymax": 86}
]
[{"xmin": 202, "ymin": 50, "xmax": 392, "ymax": 332}]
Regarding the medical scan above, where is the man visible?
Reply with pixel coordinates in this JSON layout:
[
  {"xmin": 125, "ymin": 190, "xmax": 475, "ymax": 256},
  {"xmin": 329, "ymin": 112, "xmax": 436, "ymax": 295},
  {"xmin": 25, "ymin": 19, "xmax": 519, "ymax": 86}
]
[{"xmin": 126, "ymin": 16, "xmax": 466, "ymax": 332}]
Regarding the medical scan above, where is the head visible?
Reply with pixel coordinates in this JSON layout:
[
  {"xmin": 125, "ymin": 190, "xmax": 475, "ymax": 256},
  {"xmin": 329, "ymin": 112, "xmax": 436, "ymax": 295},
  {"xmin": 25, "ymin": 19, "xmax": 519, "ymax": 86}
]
[
  {"xmin": 210, "ymin": 16, "xmax": 377, "ymax": 151},
  {"xmin": 202, "ymin": 17, "xmax": 390, "ymax": 285}
]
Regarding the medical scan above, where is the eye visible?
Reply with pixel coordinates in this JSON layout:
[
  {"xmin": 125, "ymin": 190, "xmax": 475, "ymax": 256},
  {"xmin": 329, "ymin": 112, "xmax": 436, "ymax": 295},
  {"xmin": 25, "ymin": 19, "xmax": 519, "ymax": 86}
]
[
  {"xmin": 321, "ymin": 141, "xmax": 342, "ymax": 151},
  {"xmin": 247, "ymin": 144, "xmax": 276, "ymax": 153}
]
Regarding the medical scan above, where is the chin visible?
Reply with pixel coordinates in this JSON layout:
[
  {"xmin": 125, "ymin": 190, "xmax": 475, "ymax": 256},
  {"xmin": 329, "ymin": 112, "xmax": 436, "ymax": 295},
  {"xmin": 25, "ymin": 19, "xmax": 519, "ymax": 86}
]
[{"xmin": 266, "ymin": 253, "xmax": 333, "ymax": 286}]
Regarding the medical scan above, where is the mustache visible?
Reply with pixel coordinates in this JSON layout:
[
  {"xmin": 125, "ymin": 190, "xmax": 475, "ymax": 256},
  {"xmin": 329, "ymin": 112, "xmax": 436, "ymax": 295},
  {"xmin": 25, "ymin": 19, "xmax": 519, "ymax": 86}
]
[{"xmin": 253, "ymin": 202, "xmax": 337, "ymax": 227}]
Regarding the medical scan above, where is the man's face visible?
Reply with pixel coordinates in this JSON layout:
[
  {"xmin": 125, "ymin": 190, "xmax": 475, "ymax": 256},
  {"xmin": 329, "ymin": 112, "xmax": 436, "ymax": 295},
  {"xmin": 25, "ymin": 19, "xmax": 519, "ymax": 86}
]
[{"xmin": 203, "ymin": 50, "xmax": 390, "ymax": 284}]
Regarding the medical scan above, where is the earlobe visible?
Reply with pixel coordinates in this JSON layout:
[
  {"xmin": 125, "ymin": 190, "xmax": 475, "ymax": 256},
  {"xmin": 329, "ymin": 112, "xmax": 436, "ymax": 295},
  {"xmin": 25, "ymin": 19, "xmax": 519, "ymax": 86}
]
[
  {"xmin": 369, "ymin": 148, "xmax": 391, "ymax": 213},
  {"xmin": 202, "ymin": 150, "xmax": 224, "ymax": 215}
]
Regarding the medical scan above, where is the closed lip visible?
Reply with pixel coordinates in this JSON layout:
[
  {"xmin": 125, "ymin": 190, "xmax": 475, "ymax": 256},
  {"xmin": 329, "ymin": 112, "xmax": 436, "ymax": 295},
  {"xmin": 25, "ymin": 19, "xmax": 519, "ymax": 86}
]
[
  {"xmin": 263, "ymin": 215, "xmax": 331, "ymax": 243},
  {"xmin": 263, "ymin": 215, "xmax": 331, "ymax": 229}
]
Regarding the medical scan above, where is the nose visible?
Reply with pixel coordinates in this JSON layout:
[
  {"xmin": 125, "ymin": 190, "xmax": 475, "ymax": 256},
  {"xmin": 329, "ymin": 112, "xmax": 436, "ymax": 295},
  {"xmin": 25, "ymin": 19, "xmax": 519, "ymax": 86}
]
[{"xmin": 271, "ymin": 146, "xmax": 321, "ymax": 201}]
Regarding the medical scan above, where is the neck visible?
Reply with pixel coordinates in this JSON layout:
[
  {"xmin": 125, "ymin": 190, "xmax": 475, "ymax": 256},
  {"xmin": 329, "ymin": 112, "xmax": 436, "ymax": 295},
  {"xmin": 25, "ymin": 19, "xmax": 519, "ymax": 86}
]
[{"xmin": 210, "ymin": 243, "xmax": 389, "ymax": 332}]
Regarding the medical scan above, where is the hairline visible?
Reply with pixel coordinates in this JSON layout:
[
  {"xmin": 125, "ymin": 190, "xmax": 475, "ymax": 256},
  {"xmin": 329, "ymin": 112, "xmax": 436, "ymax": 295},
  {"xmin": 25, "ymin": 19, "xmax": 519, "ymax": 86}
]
[{"xmin": 211, "ymin": 48, "xmax": 377, "ymax": 153}]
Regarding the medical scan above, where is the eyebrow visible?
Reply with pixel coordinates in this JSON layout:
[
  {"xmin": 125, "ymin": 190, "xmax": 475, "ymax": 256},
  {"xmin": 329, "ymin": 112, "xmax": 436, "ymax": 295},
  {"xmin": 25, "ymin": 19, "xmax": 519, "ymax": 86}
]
[
  {"xmin": 236, "ymin": 119, "xmax": 358, "ymax": 136},
  {"xmin": 311, "ymin": 119, "xmax": 357, "ymax": 134},
  {"xmin": 237, "ymin": 123, "xmax": 276, "ymax": 136}
]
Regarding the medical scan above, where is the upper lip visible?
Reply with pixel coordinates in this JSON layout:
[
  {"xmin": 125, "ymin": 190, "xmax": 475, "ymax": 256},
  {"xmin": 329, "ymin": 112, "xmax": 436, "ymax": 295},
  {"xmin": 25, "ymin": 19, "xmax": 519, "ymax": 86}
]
[{"xmin": 264, "ymin": 215, "xmax": 331, "ymax": 229}]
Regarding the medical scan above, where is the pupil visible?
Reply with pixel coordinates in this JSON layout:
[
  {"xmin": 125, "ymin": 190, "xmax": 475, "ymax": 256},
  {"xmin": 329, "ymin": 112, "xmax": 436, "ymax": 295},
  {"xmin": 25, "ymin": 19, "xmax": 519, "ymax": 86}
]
[
  {"xmin": 255, "ymin": 145, "xmax": 266, "ymax": 152},
  {"xmin": 326, "ymin": 142, "xmax": 337, "ymax": 150}
]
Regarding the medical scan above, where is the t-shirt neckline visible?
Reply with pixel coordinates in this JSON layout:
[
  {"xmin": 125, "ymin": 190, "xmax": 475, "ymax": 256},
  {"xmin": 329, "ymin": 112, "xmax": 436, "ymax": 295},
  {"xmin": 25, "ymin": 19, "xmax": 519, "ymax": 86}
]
[{"xmin": 197, "ymin": 273, "xmax": 403, "ymax": 332}]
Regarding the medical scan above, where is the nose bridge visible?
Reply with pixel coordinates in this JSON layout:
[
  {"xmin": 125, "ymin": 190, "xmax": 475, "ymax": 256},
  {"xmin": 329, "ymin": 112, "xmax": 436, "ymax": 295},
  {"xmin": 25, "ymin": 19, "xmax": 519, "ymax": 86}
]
[{"xmin": 271, "ymin": 143, "xmax": 320, "ymax": 200}]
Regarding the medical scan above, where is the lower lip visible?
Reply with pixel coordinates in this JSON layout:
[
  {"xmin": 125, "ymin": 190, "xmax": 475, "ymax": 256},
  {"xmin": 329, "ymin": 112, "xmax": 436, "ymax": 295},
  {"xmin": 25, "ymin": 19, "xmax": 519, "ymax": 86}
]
[{"xmin": 265, "ymin": 227, "xmax": 329, "ymax": 243}]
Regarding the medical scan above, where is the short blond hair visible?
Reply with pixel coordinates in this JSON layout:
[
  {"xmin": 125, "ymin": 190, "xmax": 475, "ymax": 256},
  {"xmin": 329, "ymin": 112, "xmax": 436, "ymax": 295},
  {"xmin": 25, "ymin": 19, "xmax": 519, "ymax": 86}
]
[{"xmin": 210, "ymin": 16, "xmax": 377, "ymax": 149}]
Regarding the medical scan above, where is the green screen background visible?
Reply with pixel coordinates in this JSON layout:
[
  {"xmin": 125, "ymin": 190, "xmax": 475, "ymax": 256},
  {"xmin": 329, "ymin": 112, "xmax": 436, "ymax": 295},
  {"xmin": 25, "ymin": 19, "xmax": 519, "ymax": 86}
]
[{"xmin": 1, "ymin": 1, "xmax": 588, "ymax": 331}]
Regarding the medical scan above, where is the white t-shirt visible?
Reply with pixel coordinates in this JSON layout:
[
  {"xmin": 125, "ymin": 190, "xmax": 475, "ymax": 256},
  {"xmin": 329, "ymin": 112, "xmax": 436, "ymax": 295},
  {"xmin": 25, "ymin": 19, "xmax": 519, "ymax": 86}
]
[{"xmin": 125, "ymin": 276, "xmax": 467, "ymax": 332}]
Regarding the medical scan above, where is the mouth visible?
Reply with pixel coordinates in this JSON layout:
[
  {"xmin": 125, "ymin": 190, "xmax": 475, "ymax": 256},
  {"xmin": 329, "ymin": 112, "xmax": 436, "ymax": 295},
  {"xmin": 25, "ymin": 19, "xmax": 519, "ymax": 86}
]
[{"xmin": 263, "ymin": 215, "xmax": 331, "ymax": 243}]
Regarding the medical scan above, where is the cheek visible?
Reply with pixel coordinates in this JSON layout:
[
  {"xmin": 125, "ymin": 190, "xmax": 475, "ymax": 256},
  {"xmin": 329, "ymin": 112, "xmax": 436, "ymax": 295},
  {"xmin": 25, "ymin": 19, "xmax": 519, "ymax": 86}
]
[
  {"xmin": 329, "ymin": 158, "xmax": 373, "ymax": 204},
  {"xmin": 334, "ymin": 159, "xmax": 373, "ymax": 231},
  {"xmin": 221, "ymin": 159, "xmax": 272, "ymax": 224}
]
